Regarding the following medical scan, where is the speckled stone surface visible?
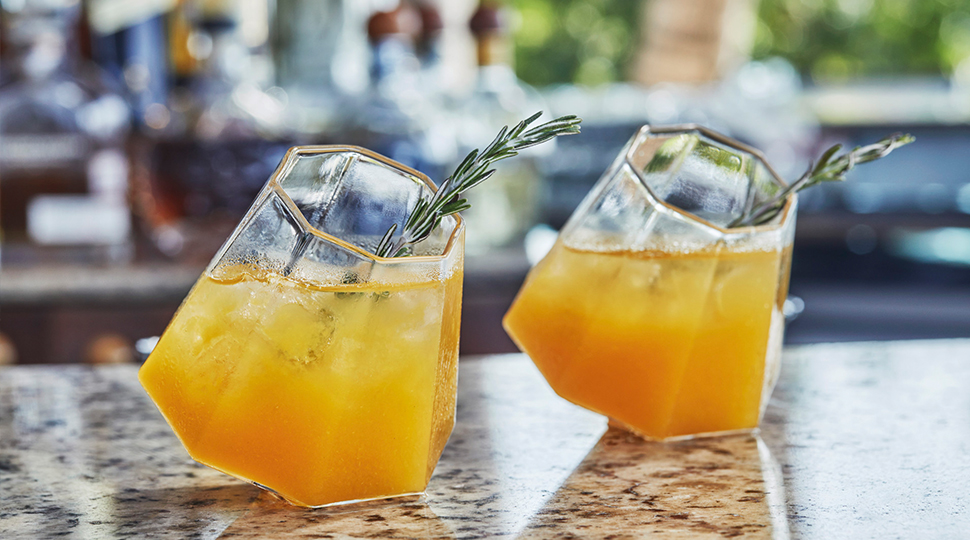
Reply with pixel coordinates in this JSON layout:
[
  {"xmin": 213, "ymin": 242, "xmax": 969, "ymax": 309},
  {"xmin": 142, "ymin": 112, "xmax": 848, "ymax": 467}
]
[{"xmin": 2, "ymin": 340, "xmax": 969, "ymax": 538}]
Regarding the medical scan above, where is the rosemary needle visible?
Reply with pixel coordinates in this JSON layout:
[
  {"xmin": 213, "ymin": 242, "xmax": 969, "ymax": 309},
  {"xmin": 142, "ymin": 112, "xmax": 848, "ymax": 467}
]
[
  {"xmin": 375, "ymin": 112, "xmax": 582, "ymax": 258},
  {"xmin": 730, "ymin": 133, "xmax": 915, "ymax": 228}
]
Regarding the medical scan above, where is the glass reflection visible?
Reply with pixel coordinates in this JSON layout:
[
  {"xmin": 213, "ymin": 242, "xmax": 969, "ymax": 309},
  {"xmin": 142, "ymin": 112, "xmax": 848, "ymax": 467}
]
[
  {"xmin": 218, "ymin": 493, "xmax": 455, "ymax": 538},
  {"xmin": 520, "ymin": 427, "xmax": 790, "ymax": 539}
]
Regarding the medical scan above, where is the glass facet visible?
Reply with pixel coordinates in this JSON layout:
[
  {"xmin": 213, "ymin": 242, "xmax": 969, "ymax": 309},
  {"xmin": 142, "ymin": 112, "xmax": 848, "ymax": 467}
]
[
  {"xmin": 139, "ymin": 146, "xmax": 464, "ymax": 507},
  {"xmin": 504, "ymin": 125, "xmax": 795, "ymax": 441}
]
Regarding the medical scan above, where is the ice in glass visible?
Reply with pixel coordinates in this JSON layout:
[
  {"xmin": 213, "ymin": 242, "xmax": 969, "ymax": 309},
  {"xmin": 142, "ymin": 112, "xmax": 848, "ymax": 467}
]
[
  {"xmin": 504, "ymin": 126, "xmax": 796, "ymax": 440},
  {"xmin": 140, "ymin": 147, "xmax": 464, "ymax": 507}
]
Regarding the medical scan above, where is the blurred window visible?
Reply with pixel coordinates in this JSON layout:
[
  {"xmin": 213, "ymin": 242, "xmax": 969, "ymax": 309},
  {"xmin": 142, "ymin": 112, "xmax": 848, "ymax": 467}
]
[{"xmin": 510, "ymin": 0, "xmax": 970, "ymax": 87}]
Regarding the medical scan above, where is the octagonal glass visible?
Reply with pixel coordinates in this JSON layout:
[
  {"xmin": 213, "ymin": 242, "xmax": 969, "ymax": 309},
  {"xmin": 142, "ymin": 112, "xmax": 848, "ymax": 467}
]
[
  {"xmin": 139, "ymin": 146, "xmax": 464, "ymax": 507},
  {"xmin": 504, "ymin": 125, "xmax": 796, "ymax": 441}
]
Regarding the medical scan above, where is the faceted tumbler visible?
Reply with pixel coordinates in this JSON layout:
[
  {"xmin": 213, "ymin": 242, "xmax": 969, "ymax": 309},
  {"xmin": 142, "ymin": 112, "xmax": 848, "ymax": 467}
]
[
  {"xmin": 139, "ymin": 146, "xmax": 464, "ymax": 507},
  {"xmin": 504, "ymin": 125, "xmax": 796, "ymax": 441}
]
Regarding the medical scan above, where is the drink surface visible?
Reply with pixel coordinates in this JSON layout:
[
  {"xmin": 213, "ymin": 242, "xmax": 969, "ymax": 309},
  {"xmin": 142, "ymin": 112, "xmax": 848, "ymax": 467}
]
[
  {"xmin": 139, "ymin": 264, "xmax": 462, "ymax": 507},
  {"xmin": 504, "ymin": 243, "xmax": 788, "ymax": 440}
]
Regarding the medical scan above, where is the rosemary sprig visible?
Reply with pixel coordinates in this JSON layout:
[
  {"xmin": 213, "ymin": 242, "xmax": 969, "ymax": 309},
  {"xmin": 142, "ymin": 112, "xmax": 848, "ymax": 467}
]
[
  {"xmin": 375, "ymin": 112, "xmax": 582, "ymax": 257},
  {"xmin": 729, "ymin": 133, "xmax": 915, "ymax": 228}
]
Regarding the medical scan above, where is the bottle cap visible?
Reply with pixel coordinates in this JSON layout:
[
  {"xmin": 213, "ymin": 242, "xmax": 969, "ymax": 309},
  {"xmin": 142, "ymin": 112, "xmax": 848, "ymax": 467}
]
[
  {"xmin": 367, "ymin": 10, "xmax": 401, "ymax": 42},
  {"xmin": 469, "ymin": 2, "xmax": 504, "ymax": 36}
]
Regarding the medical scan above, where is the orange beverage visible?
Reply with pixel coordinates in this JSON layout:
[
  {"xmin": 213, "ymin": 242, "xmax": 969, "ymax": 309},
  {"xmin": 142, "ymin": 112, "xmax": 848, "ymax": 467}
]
[
  {"xmin": 138, "ymin": 146, "xmax": 465, "ymax": 507},
  {"xmin": 504, "ymin": 242, "xmax": 790, "ymax": 440},
  {"xmin": 139, "ymin": 263, "xmax": 462, "ymax": 507}
]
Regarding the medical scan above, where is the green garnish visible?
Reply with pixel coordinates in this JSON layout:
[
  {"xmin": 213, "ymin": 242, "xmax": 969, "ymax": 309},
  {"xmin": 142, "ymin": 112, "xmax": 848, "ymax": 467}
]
[
  {"xmin": 334, "ymin": 271, "xmax": 389, "ymax": 300},
  {"xmin": 730, "ymin": 133, "xmax": 915, "ymax": 228},
  {"xmin": 375, "ymin": 112, "xmax": 582, "ymax": 257}
]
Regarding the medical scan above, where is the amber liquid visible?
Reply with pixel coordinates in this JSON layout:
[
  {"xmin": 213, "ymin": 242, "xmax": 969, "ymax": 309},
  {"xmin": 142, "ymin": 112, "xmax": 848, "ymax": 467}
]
[
  {"xmin": 139, "ymin": 265, "xmax": 462, "ymax": 507},
  {"xmin": 504, "ymin": 244, "xmax": 789, "ymax": 440}
]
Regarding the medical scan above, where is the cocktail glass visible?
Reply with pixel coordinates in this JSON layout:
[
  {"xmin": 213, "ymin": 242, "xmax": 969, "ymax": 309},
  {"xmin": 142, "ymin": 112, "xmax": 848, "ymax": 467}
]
[
  {"xmin": 504, "ymin": 125, "xmax": 796, "ymax": 441},
  {"xmin": 139, "ymin": 146, "xmax": 464, "ymax": 507}
]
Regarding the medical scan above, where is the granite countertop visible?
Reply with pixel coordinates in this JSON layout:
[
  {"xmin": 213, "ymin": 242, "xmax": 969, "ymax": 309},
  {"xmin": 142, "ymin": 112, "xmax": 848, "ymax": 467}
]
[{"xmin": 2, "ymin": 340, "xmax": 969, "ymax": 538}]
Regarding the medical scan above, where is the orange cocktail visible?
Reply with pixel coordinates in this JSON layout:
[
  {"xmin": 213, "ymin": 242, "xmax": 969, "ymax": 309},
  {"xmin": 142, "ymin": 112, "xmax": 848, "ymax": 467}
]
[
  {"xmin": 140, "ymin": 264, "xmax": 462, "ymax": 506},
  {"xmin": 504, "ymin": 125, "xmax": 797, "ymax": 440},
  {"xmin": 139, "ymin": 146, "xmax": 464, "ymax": 507},
  {"xmin": 505, "ymin": 243, "xmax": 790, "ymax": 440}
]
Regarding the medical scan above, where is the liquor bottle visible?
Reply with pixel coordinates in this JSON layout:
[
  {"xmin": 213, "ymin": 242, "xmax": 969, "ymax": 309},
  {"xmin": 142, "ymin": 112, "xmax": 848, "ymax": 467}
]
[
  {"xmin": 272, "ymin": 0, "xmax": 368, "ymax": 96},
  {"xmin": 412, "ymin": 1, "xmax": 461, "ymax": 187},
  {"xmin": 458, "ymin": 2, "xmax": 549, "ymax": 253},
  {"xmin": 131, "ymin": 9, "xmax": 291, "ymax": 263},
  {"xmin": 0, "ymin": 0, "xmax": 132, "ymax": 265},
  {"xmin": 415, "ymin": 1, "xmax": 444, "ymax": 90},
  {"xmin": 340, "ymin": 7, "xmax": 452, "ymax": 183}
]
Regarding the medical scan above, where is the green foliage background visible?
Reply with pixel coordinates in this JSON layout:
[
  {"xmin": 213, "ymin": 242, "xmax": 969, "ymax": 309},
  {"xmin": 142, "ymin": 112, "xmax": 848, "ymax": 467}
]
[
  {"xmin": 509, "ymin": 0, "xmax": 641, "ymax": 87},
  {"xmin": 753, "ymin": 0, "xmax": 970, "ymax": 82},
  {"xmin": 509, "ymin": 0, "xmax": 970, "ymax": 86}
]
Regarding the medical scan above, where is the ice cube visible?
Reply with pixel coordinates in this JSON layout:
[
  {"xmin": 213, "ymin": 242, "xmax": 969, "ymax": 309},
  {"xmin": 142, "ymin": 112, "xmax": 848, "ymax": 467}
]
[
  {"xmin": 258, "ymin": 301, "xmax": 336, "ymax": 366},
  {"xmin": 659, "ymin": 139, "xmax": 748, "ymax": 228}
]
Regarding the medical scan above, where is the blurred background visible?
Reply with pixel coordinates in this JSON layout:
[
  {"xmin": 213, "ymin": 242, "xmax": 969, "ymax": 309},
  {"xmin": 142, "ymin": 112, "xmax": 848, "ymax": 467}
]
[{"xmin": 2, "ymin": 0, "xmax": 969, "ymax": 364}]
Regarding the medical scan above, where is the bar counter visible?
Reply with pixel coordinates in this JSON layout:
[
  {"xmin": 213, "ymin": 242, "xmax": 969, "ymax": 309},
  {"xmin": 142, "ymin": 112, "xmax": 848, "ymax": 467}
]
[{"xmin": 2, "ymin": 340, "xmax": 968, "ymax": 538}]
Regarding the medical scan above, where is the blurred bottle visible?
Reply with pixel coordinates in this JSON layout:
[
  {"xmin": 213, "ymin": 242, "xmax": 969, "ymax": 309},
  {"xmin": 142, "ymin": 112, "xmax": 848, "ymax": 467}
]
[
  {"xmin": 339, "ymin": 7, "xmax": 453, "ymax": 183},
  {"xmin": 414, "ymin": 1, "xmax": 443, "ymax": 92},
  {"xmin": 458, "ymin": 1, "xmax": 549, "ymax": 253},
  {"xmin": 131, "ymin": 4, "xmax": 291, "ymax": 264},
  {"xmin": 270, "ymin": 0, "xmax": 363, "ymax": 137},
  {"xmin": 411, "ymin": 1, "xmax": 460, "ymax": 187},
  {"xmin": 0, "ymin": 0, "xmax": 132, "ymax": 265}
]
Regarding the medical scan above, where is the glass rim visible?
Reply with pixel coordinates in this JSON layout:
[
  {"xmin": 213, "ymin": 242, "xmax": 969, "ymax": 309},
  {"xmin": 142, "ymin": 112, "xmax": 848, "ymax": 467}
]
[
  {"xmin": 267, "ymin": 145, "xmax": 465, "ymax": 265},
  {"xmin": 626, "ymin": 124, "xmax": 796, "ymax": 235}
]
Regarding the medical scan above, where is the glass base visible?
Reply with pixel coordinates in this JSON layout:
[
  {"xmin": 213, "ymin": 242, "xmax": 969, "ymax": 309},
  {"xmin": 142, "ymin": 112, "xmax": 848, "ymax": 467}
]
[
  {"xmin": 607, "ymin": 418, "xmax": 759, "ymax": 443},
  {"xmin": 194, "ymin": 457, "xmax": 427, "ymax": 509},
  {"xmin": 252, "ymin": 481, "xmax": 424, "ymax": 509}
]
